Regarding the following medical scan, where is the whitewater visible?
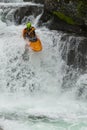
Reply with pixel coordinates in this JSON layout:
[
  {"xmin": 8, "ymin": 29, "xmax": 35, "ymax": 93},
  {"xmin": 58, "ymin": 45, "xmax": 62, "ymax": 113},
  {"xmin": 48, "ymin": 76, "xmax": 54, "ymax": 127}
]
[{"xmin": 0, "ymin": 1, "xmax": 87, "ymax": 130}]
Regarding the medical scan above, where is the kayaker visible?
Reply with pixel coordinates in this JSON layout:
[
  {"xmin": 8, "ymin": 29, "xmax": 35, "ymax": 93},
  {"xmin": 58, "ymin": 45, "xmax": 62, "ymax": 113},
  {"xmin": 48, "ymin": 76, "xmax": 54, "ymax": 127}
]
[{"xmin": 23, "ymin": 22, "xmax": 37, "ymax": 41}]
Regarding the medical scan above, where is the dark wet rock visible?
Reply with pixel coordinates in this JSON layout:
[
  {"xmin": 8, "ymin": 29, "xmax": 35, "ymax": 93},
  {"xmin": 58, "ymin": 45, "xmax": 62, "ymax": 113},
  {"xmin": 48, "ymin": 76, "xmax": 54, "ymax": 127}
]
[
  {"xmin": 39, "ymin": 11, "xmax": 83, "ymax": 35},
  {"xmin": 60, "ymin": 35, "xmax": 87, "ymax": 70},
  {"xmin": 39, "ymin": 0, "xmax": 87, "ymax": 36},
  {"xmin": 14, "ymin": 5, "xmax": 43, "ymax": 24},
  {"xmin": 23, "ymin": 0, "xmax": 44, "ymax": 4},
  {"xmin": 44, "ymin": 0, "xmax": 58, "ymax": 11}
]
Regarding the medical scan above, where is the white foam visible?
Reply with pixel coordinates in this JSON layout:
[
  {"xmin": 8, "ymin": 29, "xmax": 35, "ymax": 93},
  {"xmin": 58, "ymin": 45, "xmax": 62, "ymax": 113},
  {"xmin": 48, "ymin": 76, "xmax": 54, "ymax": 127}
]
[{"xmin": 0, "ymin": 4, "xmax": 87, "ymax": 130}]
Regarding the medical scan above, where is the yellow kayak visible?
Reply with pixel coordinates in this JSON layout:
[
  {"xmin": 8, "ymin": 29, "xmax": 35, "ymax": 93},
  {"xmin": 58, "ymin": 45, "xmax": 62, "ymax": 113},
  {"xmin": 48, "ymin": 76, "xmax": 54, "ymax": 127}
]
[{"xmin": 29, "ymin": 38, "xmax": 42, "ymax": 52}]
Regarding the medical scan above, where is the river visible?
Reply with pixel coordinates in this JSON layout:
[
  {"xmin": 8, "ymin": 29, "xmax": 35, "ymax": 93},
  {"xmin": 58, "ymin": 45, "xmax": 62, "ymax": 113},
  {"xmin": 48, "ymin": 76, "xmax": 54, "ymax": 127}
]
[{"xmin": 0, "ymin": 1, "xmax": 87, "ymax": 130}]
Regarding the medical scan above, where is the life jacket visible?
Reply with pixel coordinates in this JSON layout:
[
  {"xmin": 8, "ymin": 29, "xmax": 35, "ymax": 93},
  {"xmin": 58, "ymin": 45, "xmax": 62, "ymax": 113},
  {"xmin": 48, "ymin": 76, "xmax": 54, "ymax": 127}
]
[{"xmin": 23, "ymin": 27, "xmax": 36, "ymax": 39}]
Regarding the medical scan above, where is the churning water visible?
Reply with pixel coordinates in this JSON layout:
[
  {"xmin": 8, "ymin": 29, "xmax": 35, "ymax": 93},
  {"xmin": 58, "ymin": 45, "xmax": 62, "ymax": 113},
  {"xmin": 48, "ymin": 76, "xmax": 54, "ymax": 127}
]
[{"xmin": 0, "ymin": 1, "xmax": 87, "ymax": 130}]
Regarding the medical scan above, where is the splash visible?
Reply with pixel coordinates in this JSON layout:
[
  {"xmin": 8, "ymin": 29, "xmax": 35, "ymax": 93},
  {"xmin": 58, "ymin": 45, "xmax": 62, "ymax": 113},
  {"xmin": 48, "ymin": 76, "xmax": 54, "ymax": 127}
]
[{"xmin": 0, "ymin": 1, "xmax": 87, "ymax": 130}]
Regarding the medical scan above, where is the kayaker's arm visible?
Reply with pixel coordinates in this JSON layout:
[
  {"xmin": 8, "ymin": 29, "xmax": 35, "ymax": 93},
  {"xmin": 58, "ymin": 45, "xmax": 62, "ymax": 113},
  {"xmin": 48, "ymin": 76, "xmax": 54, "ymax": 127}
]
[
  {"xmin": 29, "ymin": 27, "xmax": 35, "ymax": 34},
  {"xmin": 22, "ymin": 28, "xmax": 27, "ymax": 39}
]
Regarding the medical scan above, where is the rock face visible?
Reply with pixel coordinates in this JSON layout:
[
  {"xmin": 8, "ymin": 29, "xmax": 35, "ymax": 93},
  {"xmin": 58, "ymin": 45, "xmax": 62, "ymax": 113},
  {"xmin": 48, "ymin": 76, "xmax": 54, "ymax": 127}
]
[
  {"xmin": 60, "ymin": 35, "xmax": 87, "ymax": 70},
  {"xmin": 14, "ymin": 5, "xmax": 43, "ymax": 24},
  {"xmin": 39, "ymin": 0, "xmax": 87, "ymax": 36},
  {"xmin": 39, "ymin": 0, "xmax": 87, "ymax": 71}
]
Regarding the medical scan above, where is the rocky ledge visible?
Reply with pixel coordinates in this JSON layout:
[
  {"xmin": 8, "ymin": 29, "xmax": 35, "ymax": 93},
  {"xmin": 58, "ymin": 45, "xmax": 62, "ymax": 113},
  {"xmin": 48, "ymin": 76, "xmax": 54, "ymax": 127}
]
[
  {"xmin": 60, "ymin": 35, "xmax": 87, "ymax": 70},
  {"xmin": 14, "ymin": 5, "xmax": 43, "ymax": 24},
  {"xmin": 39, "ymin": 0, "xmax": 87, "ymax": 37}
]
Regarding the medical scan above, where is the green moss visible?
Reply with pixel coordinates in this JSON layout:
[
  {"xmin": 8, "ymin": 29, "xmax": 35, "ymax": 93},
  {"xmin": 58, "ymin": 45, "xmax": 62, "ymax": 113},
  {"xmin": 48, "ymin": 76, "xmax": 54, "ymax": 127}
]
[{"xmin": 53, "ymin": 11, "xmax": 76, "ymax": 25}]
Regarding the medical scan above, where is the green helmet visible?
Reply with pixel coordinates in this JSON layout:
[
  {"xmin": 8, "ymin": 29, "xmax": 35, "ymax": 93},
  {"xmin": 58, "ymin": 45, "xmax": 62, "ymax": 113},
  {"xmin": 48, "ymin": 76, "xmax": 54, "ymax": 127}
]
[{"xmin": 26, "ymin": 22, "xmax": 31, "ymax": 29}]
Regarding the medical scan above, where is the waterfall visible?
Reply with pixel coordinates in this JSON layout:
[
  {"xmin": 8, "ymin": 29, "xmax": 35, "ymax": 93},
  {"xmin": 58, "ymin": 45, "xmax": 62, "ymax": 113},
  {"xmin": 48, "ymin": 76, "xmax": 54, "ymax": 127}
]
[{"xmin": 0, "ymin": 0, "xmax": 87, "ymax": 130}]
